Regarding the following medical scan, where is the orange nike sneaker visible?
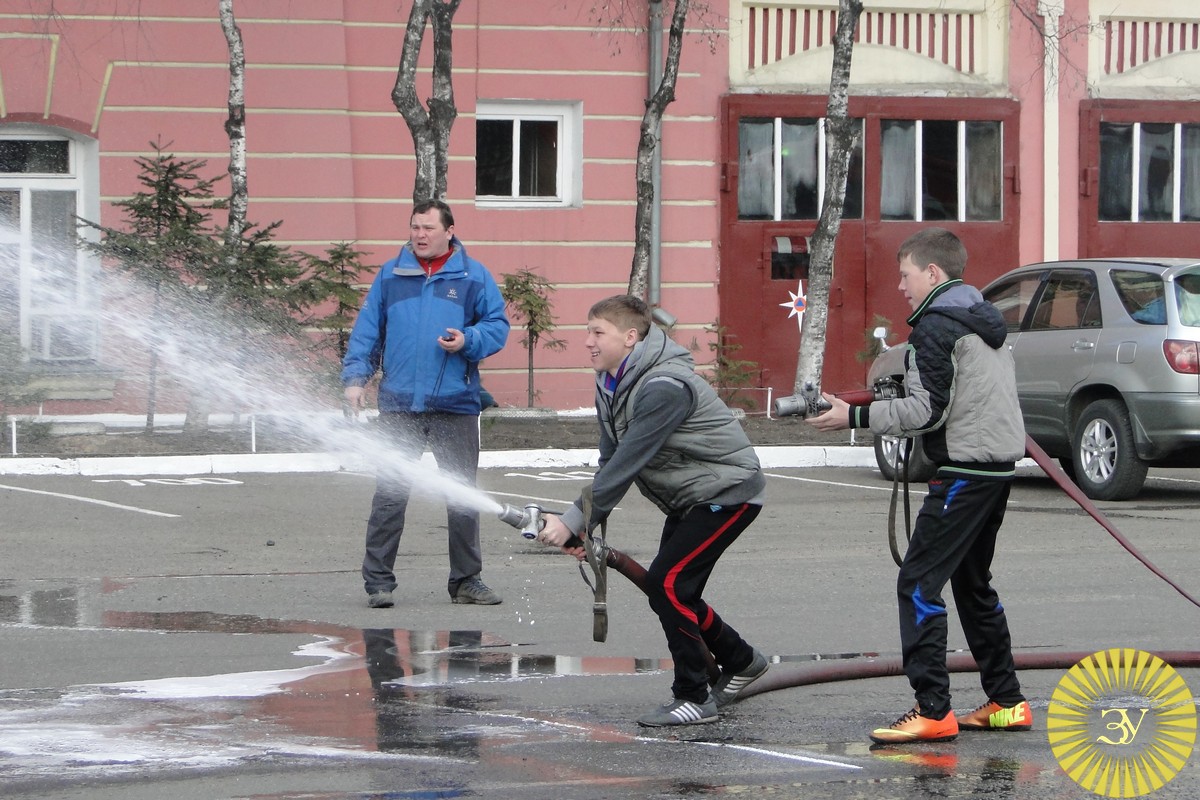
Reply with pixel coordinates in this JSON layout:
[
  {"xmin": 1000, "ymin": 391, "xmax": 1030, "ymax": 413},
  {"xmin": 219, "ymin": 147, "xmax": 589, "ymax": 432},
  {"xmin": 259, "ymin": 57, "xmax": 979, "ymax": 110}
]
[
  {"xmin": 869, "ymin": 707, "xmax": 959, "ymax": 744},
  {"xmin": 958, "ymin": 700, "xmax": 1033, "ymax": 731}
]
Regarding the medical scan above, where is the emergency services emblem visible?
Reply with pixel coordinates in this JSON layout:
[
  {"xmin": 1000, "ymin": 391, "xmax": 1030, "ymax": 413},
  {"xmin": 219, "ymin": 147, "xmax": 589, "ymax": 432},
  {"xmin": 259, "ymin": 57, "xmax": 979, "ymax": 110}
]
[{"xmin": 1048, "ymin": 648, "xmax": 1195, "ymax": 797}]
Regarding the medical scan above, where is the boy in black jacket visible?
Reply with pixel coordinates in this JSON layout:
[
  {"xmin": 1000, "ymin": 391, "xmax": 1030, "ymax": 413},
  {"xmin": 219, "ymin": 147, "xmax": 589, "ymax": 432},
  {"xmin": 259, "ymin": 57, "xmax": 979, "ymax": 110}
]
[{"xmin": 810, "ymin": 228, "xmax": 1031, "ymax": 744}]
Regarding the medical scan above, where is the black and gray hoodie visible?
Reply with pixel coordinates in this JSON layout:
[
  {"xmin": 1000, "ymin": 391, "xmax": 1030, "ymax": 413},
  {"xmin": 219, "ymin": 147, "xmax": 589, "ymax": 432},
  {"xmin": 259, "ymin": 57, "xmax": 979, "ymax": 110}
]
[
  {"xmin": 849, "ymin": 279, "xmax": 1026, "ymax": 480},
  {"xmin": 559, "ymin": 323, "xmax": 766, "ymax": 534}
]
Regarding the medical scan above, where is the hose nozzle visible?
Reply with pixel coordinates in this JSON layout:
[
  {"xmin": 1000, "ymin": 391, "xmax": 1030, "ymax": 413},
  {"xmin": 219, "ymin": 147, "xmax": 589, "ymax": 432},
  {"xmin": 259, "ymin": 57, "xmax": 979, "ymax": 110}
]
[{"xmin": 497, "ymin": 503, "xmax": 546, "ymax": 539}]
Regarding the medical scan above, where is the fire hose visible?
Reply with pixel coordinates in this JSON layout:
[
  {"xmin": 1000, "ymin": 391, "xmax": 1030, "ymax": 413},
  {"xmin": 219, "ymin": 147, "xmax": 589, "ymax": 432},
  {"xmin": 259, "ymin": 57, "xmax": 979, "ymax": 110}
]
[{"xmin": 495, "ymin": 418, "xmax": 1200, "ymax": 694}]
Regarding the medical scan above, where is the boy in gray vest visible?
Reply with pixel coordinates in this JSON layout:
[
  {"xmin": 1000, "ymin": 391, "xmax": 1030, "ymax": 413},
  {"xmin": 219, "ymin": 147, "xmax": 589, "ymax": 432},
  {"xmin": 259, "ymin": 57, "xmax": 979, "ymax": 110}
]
[{"xmin": 537, "ymin": 295, "xmax": 769, "ymax": 726}]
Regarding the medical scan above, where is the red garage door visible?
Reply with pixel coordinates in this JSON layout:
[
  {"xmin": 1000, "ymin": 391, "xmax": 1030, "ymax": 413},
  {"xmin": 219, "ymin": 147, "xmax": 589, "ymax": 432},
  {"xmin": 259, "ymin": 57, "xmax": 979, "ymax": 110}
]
[{"xmin": 720, "ymin": 95, "xmax": 1020, "ymax": 398}]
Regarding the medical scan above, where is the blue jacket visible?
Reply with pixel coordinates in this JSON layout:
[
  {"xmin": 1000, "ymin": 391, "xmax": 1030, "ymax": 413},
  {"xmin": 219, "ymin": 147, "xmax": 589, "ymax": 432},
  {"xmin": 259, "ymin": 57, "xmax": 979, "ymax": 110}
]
[{"xmin": 341, "ymin": 238, "xmax": 510, "ymax": 414}]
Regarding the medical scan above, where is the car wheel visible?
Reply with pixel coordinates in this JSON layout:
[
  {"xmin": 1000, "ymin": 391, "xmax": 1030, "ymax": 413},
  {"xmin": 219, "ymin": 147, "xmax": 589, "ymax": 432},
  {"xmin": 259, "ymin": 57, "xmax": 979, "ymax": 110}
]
[
  {"xmin": 874, "ymin": 435, "xmax": 936, "ymax": 483},
  {"xmin": 1070, "ymin": 399, "xmax": 1149, "ymax": 501}
]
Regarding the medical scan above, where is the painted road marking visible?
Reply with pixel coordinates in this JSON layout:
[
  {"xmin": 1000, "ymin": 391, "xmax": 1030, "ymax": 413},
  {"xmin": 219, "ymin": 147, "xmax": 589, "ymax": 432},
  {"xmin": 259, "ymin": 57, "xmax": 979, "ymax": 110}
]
[
  {"xmin": 0, "ymin": 483, "xmax": 181, "ymax": 518},
  {"xmin": 503, "ymin": 470, "xmax": 596, "ymax": 481},
  {"xmin": 92, "ymin": 478, "xmax": 244, "ymax": 487},
  {"xmin": 692, "ymin": 740, "xmax": 863, "ymax": 770},
  {"xmin": 767, "ymin": 472, "xmax": 929, "ymax": 496}
]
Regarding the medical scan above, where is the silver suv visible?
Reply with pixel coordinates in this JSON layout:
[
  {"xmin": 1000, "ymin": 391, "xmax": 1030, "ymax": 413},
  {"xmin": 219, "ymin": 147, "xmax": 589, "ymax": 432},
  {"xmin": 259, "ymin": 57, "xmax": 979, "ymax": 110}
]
[{"xmin": 980, "ymin": 258, "xmax": 1200, "ymax": 500}]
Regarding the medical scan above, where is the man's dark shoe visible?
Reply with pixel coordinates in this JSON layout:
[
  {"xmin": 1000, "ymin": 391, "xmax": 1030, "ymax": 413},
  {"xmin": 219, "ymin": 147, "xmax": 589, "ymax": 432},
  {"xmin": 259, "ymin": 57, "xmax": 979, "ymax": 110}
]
[
  {"xmin": 452, "ymin": 576, "xmax": 502, "ymax": 605},
  {"xmin": 367, "ymin": 591, "xmax": 394, "ymax": 608},
  {"xmin": 711, "ymin": 648, "xmax": 769, "ymax": 708}
]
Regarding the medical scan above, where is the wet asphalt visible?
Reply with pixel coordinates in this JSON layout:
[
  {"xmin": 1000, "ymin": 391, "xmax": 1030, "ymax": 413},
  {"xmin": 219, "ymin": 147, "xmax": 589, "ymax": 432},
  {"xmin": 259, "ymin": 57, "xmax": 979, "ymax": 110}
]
[{"xmin": 1, "ymin": 453, "xmax": 1199, "ymax": 799}]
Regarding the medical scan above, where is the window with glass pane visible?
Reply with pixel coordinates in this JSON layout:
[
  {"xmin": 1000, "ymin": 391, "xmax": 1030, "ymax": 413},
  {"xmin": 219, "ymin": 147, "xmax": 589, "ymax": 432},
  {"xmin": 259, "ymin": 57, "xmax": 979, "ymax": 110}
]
[
  {"xmin": 781, "ymin": 119, "xmax": 819, "ymax": 219},
  {"xmin": 984, "ymin": 276, "xmax": 1040, "ymax": 331},
  {"xmin": 1140, "ymin": 123, "xmax": 1175, "ymax": 221},
  {"xmin": 1111, "ymin": 269, "xmax": 1166, "ymax": 324},
  {"xmin": 1029, "ymin": 272, "xmax": 1098, "ymax": 330},
  {"xmin": 921, "ymin": 120, "xmax": 958, "ymax": 220},
  {"xmin": 1099, "ymin": 123, "xmax": 1133, "ymax": 221},
  {"xmin": 738, "ymin": 119, "xmax": 774, "ymax": 219},
  {"xmin": 475, "ymin": 117, "xmax": 560, "ymax": 199},
  {"xmin": 30, "ymin": 190, "xmax": 78, "ymax": 307},
  {"xmin": 0, "ymin": 140, "xmax": 69, "ymax": 174},
  {"xmin": 0, "ymin": 189, "xmax": 17, "ymax": 229},
  {"xmin": 0, "ymin": 243, "xmax": 16, "ymax": 335},
  {"xmin": 1175, "ymin": 271, "xmax": 1200, "ymax": 326},
  {"xmin": 880, "ymin": 120, "xmax": 916, "ymax": 220},
  {"xmin": 739, "ymin": 117, "xmax": 863, "ymax": 221},
  {"xmin": 518, "ymin": 120, "xmax": 557, "ymax": 197},
  {"xmin": 843, "ymin": 133, "xmax": 864, "ymax": 219},
  {"xmin": 966, "ymin": 121, "xmax": 1002, "ymax": 220},
  {"xmin": 476, "ymin": 119, "xmax": 513, "ymax": 196},
  {"xmin": 882, "ymin": 119, "xmax": 1002, "ymax": 222},
  {"xmin": 1183, "ymin": 125, "xmax": 1200, "ymax": 222}
]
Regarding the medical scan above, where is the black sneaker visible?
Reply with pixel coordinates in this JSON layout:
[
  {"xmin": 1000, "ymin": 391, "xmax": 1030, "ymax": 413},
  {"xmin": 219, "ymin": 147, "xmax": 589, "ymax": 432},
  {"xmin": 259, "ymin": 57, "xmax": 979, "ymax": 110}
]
[
  {"xmin": 637, "ymin": 694, "xmax": 719, "ymax": 727},
  {"xmin": 711, "ymin": 648, "xmax": 769, "ymax": 707},
  {"xmin": 367, "ymin": 591, "xmax": 394, "ymax": 608},
  {"xmin": 452, "ymin": 576, "xmax": 502, "ymax": 605}
]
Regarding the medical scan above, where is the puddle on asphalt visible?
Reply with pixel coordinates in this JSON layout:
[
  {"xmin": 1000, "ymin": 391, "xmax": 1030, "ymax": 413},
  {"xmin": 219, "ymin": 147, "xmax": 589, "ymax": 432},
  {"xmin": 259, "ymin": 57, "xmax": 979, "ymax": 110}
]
[
  {"xmin": 0, "ymin": 582, "xmax": 1063, "ymax": 797},
  {"xmin": 0, "ymin": 585, "xmax": 678, "ymax": 789}
]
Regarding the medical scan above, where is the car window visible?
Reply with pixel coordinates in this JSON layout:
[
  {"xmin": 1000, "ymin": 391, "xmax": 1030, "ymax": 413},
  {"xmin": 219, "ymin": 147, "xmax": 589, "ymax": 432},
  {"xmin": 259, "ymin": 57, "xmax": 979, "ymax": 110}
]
[
  {"xmin": 984, "ymin": 275, "xmax": 1041, "ymax": 331},
  {"xmin": 1111, "ymin": 269, "xmax": 1166, "ymax": 324},
  {"xmin": 1175, "ymin": 271, "xmax": 1200, "ymax": 326},
  {"xmin": 1028, "ymin": 270, "xmax": 1099, "ymax": 330}
]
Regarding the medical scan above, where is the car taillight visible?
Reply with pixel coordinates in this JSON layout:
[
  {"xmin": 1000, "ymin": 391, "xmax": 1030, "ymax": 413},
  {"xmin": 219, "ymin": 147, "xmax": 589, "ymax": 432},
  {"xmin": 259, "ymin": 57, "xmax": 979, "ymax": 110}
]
[{"xmin": 1163, "ymin": 340, "xmax": 1200, "ymax": 374}]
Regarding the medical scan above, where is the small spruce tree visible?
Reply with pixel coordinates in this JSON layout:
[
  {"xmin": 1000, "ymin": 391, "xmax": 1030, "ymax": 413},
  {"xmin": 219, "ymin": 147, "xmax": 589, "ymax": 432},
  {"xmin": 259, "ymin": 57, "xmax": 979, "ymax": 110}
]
[{"xmin": 500, "ymin": 268, "xmax": 566, "ymax": 408}]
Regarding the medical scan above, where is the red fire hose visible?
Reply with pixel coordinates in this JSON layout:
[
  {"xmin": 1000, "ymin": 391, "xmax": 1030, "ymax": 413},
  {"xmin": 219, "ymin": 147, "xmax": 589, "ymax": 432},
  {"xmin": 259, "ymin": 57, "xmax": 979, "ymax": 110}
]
[{"xmin": 586, "ymin": 433, "xmax": 1200, "ymax": 693}]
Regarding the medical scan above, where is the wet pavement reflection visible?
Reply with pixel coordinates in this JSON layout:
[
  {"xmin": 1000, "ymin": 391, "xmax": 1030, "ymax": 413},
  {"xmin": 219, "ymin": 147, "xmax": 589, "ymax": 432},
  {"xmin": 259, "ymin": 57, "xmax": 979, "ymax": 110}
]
[{"xmin": 0, "ymin": 581, "xmax": 1156, "ymax": 799}]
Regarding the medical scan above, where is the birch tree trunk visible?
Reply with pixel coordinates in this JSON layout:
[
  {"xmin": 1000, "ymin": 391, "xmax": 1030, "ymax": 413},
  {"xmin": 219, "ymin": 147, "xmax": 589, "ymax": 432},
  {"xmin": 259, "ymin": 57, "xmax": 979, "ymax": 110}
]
[
  {"xmin": 185, "ymin": 0, "xmax": 247, "ymax": 434},
  {"xmin": 392, "ymin": 0, "xmax": 462, "ymax": 203},
  {"xmin": 792, "ymin": 0, "xmax": 863, "ymax": 394},
  {"xmin": 628, "ymin": 0, "xmax": 689, "ymax": 298},
  {"xmin": 219, "ymin": 0, "xmax": 247, "ymax": 243}
]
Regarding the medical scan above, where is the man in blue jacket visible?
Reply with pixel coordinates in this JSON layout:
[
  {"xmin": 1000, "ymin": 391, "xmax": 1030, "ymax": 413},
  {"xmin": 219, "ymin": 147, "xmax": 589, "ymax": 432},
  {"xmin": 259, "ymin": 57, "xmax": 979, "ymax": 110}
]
[{"xmin": 342, "ymin": 200, "xmax": 510, "ymax": 608}]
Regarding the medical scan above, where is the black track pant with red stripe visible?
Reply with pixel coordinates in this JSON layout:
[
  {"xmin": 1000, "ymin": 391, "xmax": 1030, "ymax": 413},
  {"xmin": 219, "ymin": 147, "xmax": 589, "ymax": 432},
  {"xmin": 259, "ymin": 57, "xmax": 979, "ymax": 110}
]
[{"xmin": 645, "ymin": 502, "xmax": 762, "ymax": 703}]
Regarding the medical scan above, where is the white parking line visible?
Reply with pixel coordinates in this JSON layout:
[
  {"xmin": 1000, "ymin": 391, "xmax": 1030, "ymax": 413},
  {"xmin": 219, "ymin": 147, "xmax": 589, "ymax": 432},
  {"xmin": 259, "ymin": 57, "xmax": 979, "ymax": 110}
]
[
  {"xmin": 691, "ymin": 740, "xmax": 863, "ymax": 770},
  {"xmin": 767, "ymin": 472, "xmax": 928, "ymax": 496},
  {"xmin": 0, "ymin": 483, "xmax": 181, "ymax": 518}
]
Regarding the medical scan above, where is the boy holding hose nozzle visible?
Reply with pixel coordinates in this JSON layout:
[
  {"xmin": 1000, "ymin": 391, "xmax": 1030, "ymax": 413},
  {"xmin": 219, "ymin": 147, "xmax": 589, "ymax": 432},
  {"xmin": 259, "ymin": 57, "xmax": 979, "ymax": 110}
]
[
  {"xmin": 535, "ymin": 294, "xmax": 769, "ymax": 727},
  {"xmin": 808, "ymin": 228, "xmax": 1032, "ymax": 744}
]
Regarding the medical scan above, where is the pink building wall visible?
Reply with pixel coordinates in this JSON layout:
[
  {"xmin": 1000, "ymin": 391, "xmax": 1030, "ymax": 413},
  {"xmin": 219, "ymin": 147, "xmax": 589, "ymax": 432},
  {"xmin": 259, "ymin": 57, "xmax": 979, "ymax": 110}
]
[{"xmin": 3, "ymin": 2, "xmax": 731, "ymax": 413}]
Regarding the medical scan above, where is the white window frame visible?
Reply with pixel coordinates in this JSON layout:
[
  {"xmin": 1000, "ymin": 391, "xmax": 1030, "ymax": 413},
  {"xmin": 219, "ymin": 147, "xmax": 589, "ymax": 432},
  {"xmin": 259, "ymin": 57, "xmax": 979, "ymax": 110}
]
[
  {"xmin": 474, "ymin": 100, "xmax": 582, "ymax": 209},
  {"xmin": 741, "ymin": 116, "xmax": 863, "ymax": 221},
  {"xmin": 0, "ymin": 126, "xmax": 101, "ymax": 362},
  {"xmin": 882, "ymin": 119, "xmax": 1004, "ymax": 222},
  {"xmin": 1127, "ymin": 121, "xmax": 1188, "ymax": 223}
]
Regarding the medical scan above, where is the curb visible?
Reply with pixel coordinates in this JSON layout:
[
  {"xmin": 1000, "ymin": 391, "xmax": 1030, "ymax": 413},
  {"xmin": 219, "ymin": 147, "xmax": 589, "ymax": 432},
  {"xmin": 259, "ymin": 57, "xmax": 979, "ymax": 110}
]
[{"xmin": 0, "ymin": 445, "xmax": 879, "ymax": 476}]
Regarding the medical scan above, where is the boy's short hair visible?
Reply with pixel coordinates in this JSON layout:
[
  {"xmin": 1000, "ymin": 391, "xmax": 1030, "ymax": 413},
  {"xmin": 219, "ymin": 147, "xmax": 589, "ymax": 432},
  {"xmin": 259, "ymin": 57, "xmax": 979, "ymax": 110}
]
[
  {"xmin": 588, "ymin": 295, "xmax": 652, "ymax": 339},
  {"xmin": 897, "ymin": 227, "xmax": 967, "ymax": 279}
]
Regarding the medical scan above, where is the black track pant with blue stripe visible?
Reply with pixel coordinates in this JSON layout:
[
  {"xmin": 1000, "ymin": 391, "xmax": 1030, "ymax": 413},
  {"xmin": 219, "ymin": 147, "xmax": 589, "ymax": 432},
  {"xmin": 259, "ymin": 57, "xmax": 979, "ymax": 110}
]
[{"xmin": 898, "ymin": 475, "xmax": 1025, "ymax": 719}]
